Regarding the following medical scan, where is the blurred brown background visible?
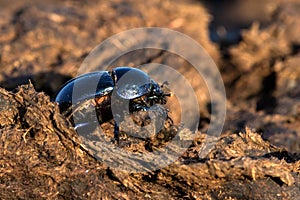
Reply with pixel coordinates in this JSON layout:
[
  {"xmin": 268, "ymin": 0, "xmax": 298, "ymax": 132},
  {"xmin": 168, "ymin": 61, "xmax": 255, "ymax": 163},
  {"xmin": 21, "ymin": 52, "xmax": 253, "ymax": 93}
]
[{"xmin": 0, "ymin": 0, "xmax": 299, "ymax": 152}]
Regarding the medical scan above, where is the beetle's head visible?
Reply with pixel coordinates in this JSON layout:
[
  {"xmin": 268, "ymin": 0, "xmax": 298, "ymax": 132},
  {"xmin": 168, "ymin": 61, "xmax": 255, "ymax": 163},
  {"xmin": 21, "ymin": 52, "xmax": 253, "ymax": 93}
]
[{"xmin": 148, "ymin": 80, "xmax": 173, "ymax": 105}]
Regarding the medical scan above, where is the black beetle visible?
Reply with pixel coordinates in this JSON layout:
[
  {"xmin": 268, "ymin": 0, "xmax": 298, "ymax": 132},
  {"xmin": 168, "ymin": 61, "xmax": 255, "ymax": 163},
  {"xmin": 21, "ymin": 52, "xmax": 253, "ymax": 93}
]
[{"xmin": 55, "ymin": 67, "xmax": 171, "ymax": 143}]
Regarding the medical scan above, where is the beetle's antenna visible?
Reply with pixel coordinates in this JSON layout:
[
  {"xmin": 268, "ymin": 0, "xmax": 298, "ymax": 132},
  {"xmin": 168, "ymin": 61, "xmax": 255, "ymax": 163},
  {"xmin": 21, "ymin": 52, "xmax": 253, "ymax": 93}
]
[
  {"xmin": 163, "ymin": 93, "xmax": 172, "ymax": 97},
  {"xmin": 161, "ymin": 81, "xmax": 169, "ymax": 88}
]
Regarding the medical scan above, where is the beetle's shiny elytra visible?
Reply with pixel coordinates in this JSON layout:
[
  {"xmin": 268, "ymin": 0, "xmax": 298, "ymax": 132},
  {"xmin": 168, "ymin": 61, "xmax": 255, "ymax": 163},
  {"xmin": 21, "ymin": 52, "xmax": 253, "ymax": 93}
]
[{"xmin": 55, "ymin": 67, "xmax": 170, "ymax": 143}]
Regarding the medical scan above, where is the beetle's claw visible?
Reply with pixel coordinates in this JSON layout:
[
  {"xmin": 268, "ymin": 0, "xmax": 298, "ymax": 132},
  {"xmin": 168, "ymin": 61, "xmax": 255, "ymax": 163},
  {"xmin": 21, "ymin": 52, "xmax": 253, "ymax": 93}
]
[{"xmin": 112, "ymin": 137, "xmax": 119, "ymax": 145}]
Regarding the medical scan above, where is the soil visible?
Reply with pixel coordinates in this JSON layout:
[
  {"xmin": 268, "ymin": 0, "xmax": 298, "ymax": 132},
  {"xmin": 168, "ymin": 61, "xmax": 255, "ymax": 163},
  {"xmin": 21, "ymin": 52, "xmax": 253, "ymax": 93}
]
[{"xmin": 0, "ymin": 0, "xmax": 299, "ymax": 199}]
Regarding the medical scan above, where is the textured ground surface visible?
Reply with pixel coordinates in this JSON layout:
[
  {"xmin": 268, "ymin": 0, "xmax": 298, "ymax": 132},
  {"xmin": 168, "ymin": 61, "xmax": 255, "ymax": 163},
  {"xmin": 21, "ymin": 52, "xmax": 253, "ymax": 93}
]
[{"xmin": 0, "ymin": 0, "xmax": 300, "ymax": 199}]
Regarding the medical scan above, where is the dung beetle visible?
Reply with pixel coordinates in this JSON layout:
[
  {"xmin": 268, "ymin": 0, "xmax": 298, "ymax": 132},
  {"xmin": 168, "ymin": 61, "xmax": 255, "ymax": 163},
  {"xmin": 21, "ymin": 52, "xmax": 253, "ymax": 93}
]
[{"xmin": 55, "ymin": 67, "xmax": 171, "ymax": 143}]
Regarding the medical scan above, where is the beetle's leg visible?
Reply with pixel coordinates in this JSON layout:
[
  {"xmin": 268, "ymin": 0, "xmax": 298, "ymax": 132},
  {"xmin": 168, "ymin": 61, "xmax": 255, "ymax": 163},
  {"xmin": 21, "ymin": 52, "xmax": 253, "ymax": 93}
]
[
  {"xmin": 131, "ymin": 104, "xmax": 148, "ymax": 112},
  {"xmin": 113, "ymin": 120, "xmax": 120, "ymax": 144}
]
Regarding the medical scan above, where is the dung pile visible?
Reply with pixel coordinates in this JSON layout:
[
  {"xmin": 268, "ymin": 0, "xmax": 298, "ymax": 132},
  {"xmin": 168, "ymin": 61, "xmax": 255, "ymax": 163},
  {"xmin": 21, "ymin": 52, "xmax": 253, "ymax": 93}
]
[{"xmin": 0, "ymin": 85, "xmax": 299, "ymax": 199}]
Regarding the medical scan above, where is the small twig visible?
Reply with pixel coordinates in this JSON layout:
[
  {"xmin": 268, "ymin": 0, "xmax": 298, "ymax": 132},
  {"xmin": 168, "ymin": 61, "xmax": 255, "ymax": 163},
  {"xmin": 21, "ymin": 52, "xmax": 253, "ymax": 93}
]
[{"xmin": 22, "ymin": 126, "xmax": 33, "ymax": 143}]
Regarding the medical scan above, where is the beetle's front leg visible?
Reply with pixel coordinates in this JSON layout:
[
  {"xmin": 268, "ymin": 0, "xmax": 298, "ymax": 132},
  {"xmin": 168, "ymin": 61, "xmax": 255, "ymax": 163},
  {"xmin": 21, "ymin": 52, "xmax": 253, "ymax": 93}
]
[
  {"xmin": 131, "ymin": 104, "xmax": 149, "ymax": 112},
  {"xmin": 113, "ymin": 120, "xmax": 120, "ymax": 144}
]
